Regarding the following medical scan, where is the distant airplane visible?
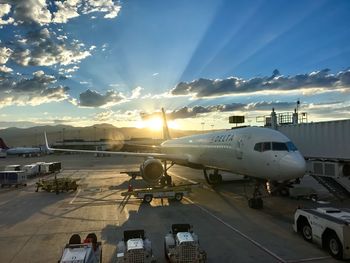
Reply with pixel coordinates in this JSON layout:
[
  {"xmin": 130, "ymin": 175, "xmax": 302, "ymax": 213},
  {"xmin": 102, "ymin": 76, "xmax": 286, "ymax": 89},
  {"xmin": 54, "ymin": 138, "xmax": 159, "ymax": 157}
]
[
  {"xmin": 0, "ymin": 138, "xmax": 45, "ymax": 157},
  {"xmin": 45, "ymin": 108, "xmax": 306, "ymax": 209}
]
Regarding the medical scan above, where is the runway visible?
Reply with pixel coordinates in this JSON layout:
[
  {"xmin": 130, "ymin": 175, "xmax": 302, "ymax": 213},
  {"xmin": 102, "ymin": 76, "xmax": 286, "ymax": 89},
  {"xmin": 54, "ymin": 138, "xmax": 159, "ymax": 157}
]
[{"xmin": 0, "ymin": 154, "xmax": 343, "ymax": 263}]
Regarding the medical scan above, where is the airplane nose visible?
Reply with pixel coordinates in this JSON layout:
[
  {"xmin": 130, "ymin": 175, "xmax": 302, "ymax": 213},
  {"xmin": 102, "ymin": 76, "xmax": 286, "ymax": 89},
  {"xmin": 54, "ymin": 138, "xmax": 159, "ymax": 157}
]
[{"xmin": 279, "ymin": 153, "xmax": 306, "ymax": 179}]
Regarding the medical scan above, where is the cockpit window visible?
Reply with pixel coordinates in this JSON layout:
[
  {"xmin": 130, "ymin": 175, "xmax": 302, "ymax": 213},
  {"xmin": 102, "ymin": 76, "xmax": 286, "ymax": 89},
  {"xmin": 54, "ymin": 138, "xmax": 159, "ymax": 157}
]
[
  {"xmin": 255, "ymin": 141, "xmax": 298, "ymax": 152},
  {"xmin": 254, "ymin": 142, "xmax": 271, "ymax": 152},
  {"xmin": 263, "ymin": 142, "xmax": 271, "ymax": 151},
  {"xmin": 272, "ymin": 142, "xmax": 288, "ymax": 151},
  {"xmin": 254, "ymin": 143, "xmax": 262, "ymax": 152},
  {"xmin": 286, "ymin": 141, "xmax": 298, "ymax": 151}
]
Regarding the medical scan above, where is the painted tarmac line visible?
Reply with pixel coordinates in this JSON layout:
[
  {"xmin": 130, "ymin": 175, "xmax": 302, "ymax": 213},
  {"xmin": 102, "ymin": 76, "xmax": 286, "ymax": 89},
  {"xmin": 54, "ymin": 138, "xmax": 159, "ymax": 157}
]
[
  {"xmin": 184, "ymin": 196, "xmax": 287, "ymax": 263},
  {"xmin": 170, "ymin": 173, "xmax": 198, "ymax": 184},
  {"xmin": 69, "ymin": 188, "xmax": 81, "ymax": 204},
  {"xmin": 286, "ymin": 256, "xmax": 332, "ymax": 263}
]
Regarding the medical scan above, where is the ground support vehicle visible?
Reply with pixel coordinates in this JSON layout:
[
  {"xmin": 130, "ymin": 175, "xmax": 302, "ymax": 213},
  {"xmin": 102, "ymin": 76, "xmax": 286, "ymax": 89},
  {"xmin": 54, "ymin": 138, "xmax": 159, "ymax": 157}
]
[
  {"xmin": 0, "ymin": 171, "xmax": 27, "ymax": 187},
  {"xmin": 288, "ymin": 186, "xmax": 318, "ymax": 200},
  {"xmin": 116, "ymin": 230, "xmax": 156, "ymax": 263},
  {"xmin": 121, "ymin": 183, "xmax": 196, "ymax": 203},
  {"xmin": 164, "ymin": 224, "xmax": 207, "ymax": 263},
  {"xmin": 59, "ymin": 233, "xmax": 102, "ymax": 263},
  {"xmin": 35, "ymin": 177, "xmax": 78, "ymax": 193},
  {"xmin": 294, "ymin": 207, "xmax": 350, "ymax": 260}
]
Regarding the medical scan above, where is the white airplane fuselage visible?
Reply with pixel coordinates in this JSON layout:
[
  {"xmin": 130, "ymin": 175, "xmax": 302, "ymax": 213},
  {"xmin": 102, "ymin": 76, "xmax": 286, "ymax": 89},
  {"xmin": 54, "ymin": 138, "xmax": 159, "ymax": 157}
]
[
  {"xmin": 6, "ymin": 147, "xmax": 42, "ymax": 156},
  {"xmin": 161, "ymin": 126, "xmax": 306, "ymax": 181}
]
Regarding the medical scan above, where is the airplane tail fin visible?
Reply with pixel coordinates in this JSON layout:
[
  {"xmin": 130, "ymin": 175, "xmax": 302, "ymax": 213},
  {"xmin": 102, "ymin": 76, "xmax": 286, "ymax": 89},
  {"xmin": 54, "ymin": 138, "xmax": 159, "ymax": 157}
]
[
  {"xmin": 0, "ymin": 138, "xmax": 9, "ymax": 150},
  {"xmin": 161, "ymin": 108, "xmax": 171, "ymax": 140}
]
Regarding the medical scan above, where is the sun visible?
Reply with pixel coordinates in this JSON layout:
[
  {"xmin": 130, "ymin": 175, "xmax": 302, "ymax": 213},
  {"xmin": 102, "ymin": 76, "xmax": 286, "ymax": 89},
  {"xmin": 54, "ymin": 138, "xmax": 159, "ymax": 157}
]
[
  {"xmin": 135, "ymin": 118, "xmax": 181, "ymax": 131},
  {"xmin": 135, "ymin": 117, "xmax": 163, "ymax": 131}
]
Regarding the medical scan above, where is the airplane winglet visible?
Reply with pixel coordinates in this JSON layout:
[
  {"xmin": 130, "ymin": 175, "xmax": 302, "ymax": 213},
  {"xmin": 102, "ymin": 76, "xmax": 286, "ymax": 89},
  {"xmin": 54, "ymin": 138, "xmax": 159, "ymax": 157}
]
[{"xmin": 44, "ymin": 132, "xmax": 51, "ymax": 150}]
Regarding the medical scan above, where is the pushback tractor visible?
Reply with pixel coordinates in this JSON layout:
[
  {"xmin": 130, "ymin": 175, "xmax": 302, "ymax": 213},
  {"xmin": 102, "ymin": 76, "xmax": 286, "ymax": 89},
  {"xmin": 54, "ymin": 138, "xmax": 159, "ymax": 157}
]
[
  {"xmin": 164, "ymin": 224, "xmax": 207, "ymax": 263},
  {"xmin": 294, "ymin": 207, "xmax": 350, "ymax": 260}
]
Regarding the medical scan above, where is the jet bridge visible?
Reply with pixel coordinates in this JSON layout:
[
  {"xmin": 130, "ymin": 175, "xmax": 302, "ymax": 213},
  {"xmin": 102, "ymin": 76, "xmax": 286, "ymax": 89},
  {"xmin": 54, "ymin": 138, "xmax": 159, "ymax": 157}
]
[{"xmin": 274, "ymin": 117, "xmax": 350, "ymax": 200}]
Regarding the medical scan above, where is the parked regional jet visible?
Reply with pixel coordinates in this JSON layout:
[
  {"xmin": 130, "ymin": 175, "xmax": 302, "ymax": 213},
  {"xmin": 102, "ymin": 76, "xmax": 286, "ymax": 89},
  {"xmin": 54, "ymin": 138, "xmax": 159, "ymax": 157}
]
[
  {"xmin": 0, "ymin": 138, "xmax": 45, "ymax": 157},
  {"xmin": 45, "ymin": 108, "xmax": 306, "ymax": 209}
]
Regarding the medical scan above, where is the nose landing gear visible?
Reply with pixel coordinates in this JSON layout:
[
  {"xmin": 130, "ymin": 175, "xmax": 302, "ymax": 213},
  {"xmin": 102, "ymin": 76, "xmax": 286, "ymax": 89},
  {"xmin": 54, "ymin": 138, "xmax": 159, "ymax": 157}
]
[{"xmin": 248, "ymin": 180, "xmax": 264, "ymax": 209}]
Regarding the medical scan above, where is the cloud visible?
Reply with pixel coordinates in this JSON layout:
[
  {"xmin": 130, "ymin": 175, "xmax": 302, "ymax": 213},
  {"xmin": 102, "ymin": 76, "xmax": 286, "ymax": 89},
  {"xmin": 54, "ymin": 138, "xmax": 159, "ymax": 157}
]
[
  {"xmin": 130, "ymin": 86, "xmax": 143, "ymax": 99},
  {"xmin": 0, "ymin": 46, "xmax": 12, "ymax": 64},
  {"xmin": 79, "ymin": 89, "xmax": 125, "ymax": 107},
  {"xmin": 0, "ymin": 3, "xmax": 14, "ymax": 25},
  {"xmin": 140, "ymin": 101, "xmax": 304, "ymax": 121},
  {"xmin": 171, "ymin": 69, "xmax": 350, "ymax": 98},
  {"xmin": 141, "ymin": 103, "xmax": 246, "ymax": 120},
  {"xmin": 0, "ymin": 70, "xmax": 70, "ymax": 108},
  {"xmin": 8, "ymin": 28, "xmax": 91, "ymax": 67},
  {"xmin": 1, "ymin": 0, "xmax": 121, "ymax": 26},
  {"xmin": 0, "ymin": 65, "xmax": 12, "ymax": 73}
]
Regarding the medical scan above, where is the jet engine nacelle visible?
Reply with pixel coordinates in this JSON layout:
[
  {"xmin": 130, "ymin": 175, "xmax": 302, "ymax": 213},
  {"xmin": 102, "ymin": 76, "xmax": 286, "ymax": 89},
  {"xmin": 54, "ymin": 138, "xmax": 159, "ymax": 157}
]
[{"xmin": 140, "ymin": 159, "xmax": 164, "ymax": 185}]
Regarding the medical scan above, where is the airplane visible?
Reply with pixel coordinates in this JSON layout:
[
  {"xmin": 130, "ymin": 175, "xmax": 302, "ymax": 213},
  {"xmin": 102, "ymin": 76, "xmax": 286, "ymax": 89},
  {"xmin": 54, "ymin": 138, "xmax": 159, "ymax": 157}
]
[
  {"xmin": 0, "ymin": 138, "xmax": 46, "ymax": 157},
  {"xmin": 44, "ymin": 108, "xmax": 306, "ymax": 209}
]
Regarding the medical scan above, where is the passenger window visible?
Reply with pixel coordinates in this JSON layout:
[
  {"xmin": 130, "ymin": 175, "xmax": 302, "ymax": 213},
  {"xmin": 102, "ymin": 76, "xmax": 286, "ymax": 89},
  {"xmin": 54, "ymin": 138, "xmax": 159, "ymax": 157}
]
[
  {"xmin": 272, "ymin": 142, "xmax": 288, "ymax": 151},
  {"xmin": 262, "ymin": 142, "xmax": 271, "ymax": 151},
  {"xmin": 254, "ymin": 143, "xmax": 262, "ymax": 152}
]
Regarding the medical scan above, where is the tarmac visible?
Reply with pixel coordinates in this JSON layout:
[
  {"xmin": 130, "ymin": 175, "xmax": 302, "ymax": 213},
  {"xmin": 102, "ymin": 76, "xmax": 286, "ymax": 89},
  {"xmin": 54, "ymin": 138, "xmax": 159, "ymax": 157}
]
[{"xmin": 0, "ymin": 153, "xmax": 348, "ymax": 263}]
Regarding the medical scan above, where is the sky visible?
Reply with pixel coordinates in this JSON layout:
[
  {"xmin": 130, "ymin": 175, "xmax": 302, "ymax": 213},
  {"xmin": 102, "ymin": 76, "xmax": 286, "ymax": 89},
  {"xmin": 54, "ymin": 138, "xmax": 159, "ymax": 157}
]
[{"xmin": 0, "ymin": 0, "xmax": 350, "ymax": 130}]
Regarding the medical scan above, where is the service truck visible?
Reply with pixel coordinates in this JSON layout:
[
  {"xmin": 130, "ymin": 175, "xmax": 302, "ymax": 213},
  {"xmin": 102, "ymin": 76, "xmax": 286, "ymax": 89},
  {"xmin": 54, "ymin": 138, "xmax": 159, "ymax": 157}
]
[
  {"xmin": 294, "ymin": 207, "xmax": 350, "ymax": 260},
  {"xmin": 0, "ymin": 171, "xmax": 27, "ymax": 187},
  {"xmin": 116, "ymin": 230, "xmax": 156, "ymax": 263},
  {"xmin": 164, "ymin": 224, "xmax": 207, "ymax": 263}
]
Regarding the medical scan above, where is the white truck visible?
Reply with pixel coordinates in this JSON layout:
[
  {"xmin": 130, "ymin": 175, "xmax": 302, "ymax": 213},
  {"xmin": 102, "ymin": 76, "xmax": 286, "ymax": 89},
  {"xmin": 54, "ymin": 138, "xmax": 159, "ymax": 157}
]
[
  {"xmin": 59, "ymin": 233, "xmax": 102, "ymax": 263},
  {"xmin": 116, "ymin": 230, "xmax": 156, "ymax": 263},
  {"xmin": 294, "ymin": 207, "xmax": 350, "ymax": 260},
  {"xmin": 164, "ymin": 224, "xmax": 207, "ymax": 263}
]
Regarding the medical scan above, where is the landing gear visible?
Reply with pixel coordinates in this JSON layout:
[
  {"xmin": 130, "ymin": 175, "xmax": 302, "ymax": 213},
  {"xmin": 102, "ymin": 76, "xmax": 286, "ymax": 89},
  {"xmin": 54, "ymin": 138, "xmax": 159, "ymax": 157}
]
[
  {"xmin": 248, "ymin": 180, "xmax": 264, "ymax": 209},
  {"xmin": 160, "ymin": 161, "xmax": 174, "ymax": 187},
  {"xmin": 203, "ymin": 168, "xmax": 222, "ymax": 185}
]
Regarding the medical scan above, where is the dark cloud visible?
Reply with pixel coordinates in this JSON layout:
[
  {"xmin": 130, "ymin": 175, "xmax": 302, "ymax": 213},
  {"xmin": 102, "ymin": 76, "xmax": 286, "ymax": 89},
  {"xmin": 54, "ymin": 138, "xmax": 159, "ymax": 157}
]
[
  {"xmin": 79, "ymin": 89, "xmax": 125, "ymax": 107},
  {"xmin": 141, "ymin": 103, "xmax": 246, "ymax": 120},
  {"xmin": 0, "ymin": 70, "xmax": 70, "ymax": 107},
  {"xmin": 171, "ymin": 69, "xmax": 350, "ymax": 98}
]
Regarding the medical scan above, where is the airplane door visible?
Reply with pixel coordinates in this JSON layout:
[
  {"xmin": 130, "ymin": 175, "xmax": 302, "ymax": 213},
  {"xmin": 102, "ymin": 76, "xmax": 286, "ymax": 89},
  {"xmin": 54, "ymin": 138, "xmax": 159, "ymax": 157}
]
[{"xmin": 235, "ymin": 138, "xmax": 243, "ymax": 160}]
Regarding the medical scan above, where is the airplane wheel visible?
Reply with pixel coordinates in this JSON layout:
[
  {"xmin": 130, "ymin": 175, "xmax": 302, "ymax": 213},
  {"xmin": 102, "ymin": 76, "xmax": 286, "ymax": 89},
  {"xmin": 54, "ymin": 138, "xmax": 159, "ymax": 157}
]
[
  {"xmin": 327, "ymin": 233, "xmax": 343, "ymax": 259},
  {"xmin": 209, "ymin": 173, "xmax": 222, "ymax": 184},
  {"xmin": 160, "ymin": 177, "xmax": 166, "ymax": 187},
  {"xmin": 165, "ymin": 175, "xmax": 172, "ymax": 186},
  {"xmin": 143, "ymin": 195, "xmax": 153, "ymax": 203}
]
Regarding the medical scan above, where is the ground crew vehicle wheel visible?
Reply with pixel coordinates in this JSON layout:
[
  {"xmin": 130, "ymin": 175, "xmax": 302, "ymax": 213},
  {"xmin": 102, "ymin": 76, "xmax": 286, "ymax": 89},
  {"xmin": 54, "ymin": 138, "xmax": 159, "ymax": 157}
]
[
  {"xmin": 175, "ymin": 193, "xmax": 183, "ymax": 201},
  {"xmin": 143, "ymin": 195, "xmax": 153, "ymax": 203},
  {"xmin": 327, "ymin": 233, "xmax": 343, "ymax": 259},
  {"xmin": 87, "ymin": 233, "xmax": 98, "ymax": 244},
  {"xmin": 164, "ymin": 241, "xmax": 168, "ymax": 259},
  {"xmin": 301, "ymin": 221, "xmax": 312, "ymax": 242},
  {"xmin": 69, "ymin": 234, "xmax": 81, "ymax": 244}
]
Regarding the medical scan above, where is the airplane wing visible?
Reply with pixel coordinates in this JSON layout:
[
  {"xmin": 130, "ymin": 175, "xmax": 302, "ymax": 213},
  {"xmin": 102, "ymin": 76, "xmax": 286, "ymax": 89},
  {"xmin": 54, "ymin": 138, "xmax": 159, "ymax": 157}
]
[{"xmin": 44, "ymin": 133, "xmax": 188, "ymax": 163}]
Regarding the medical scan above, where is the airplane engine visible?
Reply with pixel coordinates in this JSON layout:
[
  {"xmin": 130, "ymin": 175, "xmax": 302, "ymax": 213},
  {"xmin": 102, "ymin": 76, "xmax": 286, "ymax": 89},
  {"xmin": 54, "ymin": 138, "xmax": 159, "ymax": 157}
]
[{"xmin": 140, "ymin": 159, "xmax": 164, "ymax": 185}]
